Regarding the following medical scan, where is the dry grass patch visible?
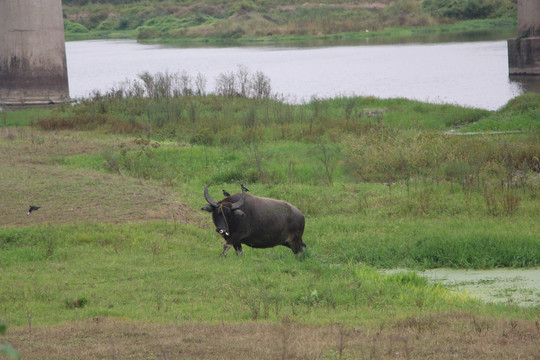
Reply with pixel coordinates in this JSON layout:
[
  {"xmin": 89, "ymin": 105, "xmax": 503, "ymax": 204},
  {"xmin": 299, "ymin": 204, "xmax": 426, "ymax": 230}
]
[
  {"xmin": 0, "ymin": 127, "xmax": 115, "ymax": 164},
  {"xmin": 0, "ymin": 163, "xmax": 198, "ymax": 226},
  {"xmin": 0, "ymin": 127, "xmax": 202, "ymax": 227},
  {"xmin": 5, "ymin": 313, "xmax": 540, "ymax": 359}
]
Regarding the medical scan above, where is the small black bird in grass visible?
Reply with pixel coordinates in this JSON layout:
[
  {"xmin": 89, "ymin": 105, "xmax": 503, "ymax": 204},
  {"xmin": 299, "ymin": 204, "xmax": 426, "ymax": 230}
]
[
  {"xmin": 222, "ymin": 189, "xmax": 231, "ymax": 197},
  {"xmin": 27, "ymin": 205, "xmax": 40, "ymax": 216},
  {"xmin": 240, "ymin": 184, "xmax": 249, "ymax": 193}
]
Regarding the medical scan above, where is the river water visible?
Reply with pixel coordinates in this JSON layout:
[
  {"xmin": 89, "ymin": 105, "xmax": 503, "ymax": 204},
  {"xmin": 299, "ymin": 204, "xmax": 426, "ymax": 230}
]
[{"xmin": 66, "ymin": 39, "xmax": 540, "ymax": 110}]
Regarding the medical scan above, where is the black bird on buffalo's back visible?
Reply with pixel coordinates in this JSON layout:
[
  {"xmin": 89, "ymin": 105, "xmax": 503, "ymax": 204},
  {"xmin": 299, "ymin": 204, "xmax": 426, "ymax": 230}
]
[
  {"xmin": 27, "ymin": 205, "xmax": 40, "ymax": 216},
  {"xmin": 222, "ymin": 189, "xmax": 231, "ymax": 197},
  {"xmin": 201, "ymin": 183, "xmax": 306, "ymax": 257},
  {"xmin": 240, "ymin": 184, "xmax": 249, "ymax": 193}
]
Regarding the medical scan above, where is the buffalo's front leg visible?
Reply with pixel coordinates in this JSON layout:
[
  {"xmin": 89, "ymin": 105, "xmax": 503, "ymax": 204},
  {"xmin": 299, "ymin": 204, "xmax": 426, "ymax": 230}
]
[{"xmin": 220, "ymin": 243, "xmax": 232, "ymax": 257}]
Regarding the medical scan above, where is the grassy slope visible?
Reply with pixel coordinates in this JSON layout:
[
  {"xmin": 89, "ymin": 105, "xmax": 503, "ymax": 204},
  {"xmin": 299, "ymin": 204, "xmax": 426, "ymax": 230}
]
[{"xmin": 1, "ymin": 94, "xmax": 540, "ymax": 359}]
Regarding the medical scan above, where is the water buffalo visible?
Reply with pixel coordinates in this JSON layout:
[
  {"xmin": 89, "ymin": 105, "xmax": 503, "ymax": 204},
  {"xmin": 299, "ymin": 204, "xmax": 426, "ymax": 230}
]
[{"xmin": 201, "ymin": 184, "xmax": 306, "ymax": 256}]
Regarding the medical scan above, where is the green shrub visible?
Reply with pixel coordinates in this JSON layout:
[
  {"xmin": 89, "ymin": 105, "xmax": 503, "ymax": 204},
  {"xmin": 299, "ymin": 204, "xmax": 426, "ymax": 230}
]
[
  {"xmin": 96, "ymin": 18, "xmax": 118, "ymax": 31},
  {"xmin": 65, "ymin": 297, "xmax": 88, "ymax": 309},
  {"xmin": 137, "ymin": 26, "xmax": 159, "ymax": 40},
  {"xmin": 64, "ymin": 19, "xmax": 89, "ymax": 33}
]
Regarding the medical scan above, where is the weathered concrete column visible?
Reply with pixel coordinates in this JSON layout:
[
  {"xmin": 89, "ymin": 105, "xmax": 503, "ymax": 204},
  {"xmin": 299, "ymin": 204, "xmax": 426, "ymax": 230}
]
[
  {"xmin": 507, "ymin": 0, "xmax": 540, "ymax": 75},
  {"xmin": 0, "ymin": 0, "xmax": 69, "ymax": 105}
]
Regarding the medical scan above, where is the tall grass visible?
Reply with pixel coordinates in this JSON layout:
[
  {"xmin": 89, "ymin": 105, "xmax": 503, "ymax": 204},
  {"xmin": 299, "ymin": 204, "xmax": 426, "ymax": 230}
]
[{"xmin": 36, "ymin": 72, "xmax": 540, "ymax": 195}]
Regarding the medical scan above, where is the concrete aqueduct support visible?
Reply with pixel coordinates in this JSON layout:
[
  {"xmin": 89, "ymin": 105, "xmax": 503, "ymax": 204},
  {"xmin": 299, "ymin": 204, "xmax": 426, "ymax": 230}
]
[
  {"xmin": 508, "ymin": 0, "xmax": 540, "ymax": 75},
  {"xmin": 0, "ymin": 0, "xmax": 69, "ymax": 105}
]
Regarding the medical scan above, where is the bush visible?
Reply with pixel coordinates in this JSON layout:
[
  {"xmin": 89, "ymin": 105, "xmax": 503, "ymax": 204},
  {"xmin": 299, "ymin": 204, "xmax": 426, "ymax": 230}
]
[
  {"xmin": 96, "ymin": 18, "xmax": 118, "ymax": 31},
  {"xmin": 87, "ymin": 9, "xmax": 110, "ymax": 29},
  {"xmin": 64, "ymin": 19, "xmax": 89, "ymax": 33},
  {"xmin": 137, "ymin": 26, "xmax": 159, "ymax": 40},
  {"xmin": 65, "ymin": 297, "xmax": 88, "ymax": 309},
  {"xmin": 215, "ymin": 66, "xmax": 272, "ymax": 99}
]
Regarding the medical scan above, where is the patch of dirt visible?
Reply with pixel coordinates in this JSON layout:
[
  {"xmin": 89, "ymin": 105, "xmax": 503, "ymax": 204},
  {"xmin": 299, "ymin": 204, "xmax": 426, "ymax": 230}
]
[{"xmin": 5, "ymin": 314, "xmax": 540, "ymax": 359}]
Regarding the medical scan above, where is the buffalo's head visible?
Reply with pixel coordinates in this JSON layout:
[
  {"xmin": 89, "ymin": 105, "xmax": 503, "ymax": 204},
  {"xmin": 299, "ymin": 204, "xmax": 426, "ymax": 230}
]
[{"xmin": 201, "ymin": 183, "xmax": 245, "ymax": 239}]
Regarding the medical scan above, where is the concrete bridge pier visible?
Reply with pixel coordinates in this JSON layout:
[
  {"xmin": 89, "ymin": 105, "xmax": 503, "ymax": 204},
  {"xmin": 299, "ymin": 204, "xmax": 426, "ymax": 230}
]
[
  {"xmin": 0, "ymin": 0, "xmax": 69, "ymax": 105},
  {"xmin": 508, "ymin": 0, "xmax": 540, "ymax": 75}
]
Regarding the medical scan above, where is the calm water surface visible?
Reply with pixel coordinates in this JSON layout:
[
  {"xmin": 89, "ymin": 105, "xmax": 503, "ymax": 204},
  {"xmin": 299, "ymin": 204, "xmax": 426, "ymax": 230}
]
[{"xmin": 66, "ymin": 39, "xmax": 538, "ymax": 110}]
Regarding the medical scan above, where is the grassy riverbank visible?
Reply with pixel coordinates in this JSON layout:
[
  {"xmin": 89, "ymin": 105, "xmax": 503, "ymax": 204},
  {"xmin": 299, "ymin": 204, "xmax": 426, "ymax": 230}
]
[
  {"xmin": 62, "ymin": 0, "xmax": 517, "ymax": 44},
  {"xmin": 1, "ymin": 85, "xmax": 540, "ymax": 358}
]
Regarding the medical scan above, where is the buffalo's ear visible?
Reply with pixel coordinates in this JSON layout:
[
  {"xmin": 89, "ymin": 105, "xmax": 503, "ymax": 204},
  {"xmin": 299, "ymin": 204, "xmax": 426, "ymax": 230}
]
[
  {"xmin": 232, "ymin": 209, "xmax": 245, "ymax": 218},
  {"xmin": 201, "ymin": 204, "xmax": 214, "ymax": 212}
]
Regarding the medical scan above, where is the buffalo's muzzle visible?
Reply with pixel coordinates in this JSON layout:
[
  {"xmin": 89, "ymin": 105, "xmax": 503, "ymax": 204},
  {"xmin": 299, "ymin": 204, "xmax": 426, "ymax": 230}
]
[{"xmin": 216, "ymin": 228, "xmax": 230, "ymax": 238}]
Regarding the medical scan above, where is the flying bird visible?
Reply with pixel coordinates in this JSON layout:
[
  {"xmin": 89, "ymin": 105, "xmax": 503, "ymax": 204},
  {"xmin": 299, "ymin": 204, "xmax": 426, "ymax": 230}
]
[
  {"xmin": 240, "ymin": 184, "xmax": 249, "ymax": 193},
  {"xmin": 27, "ymin": 205, "xmax": 40, "ymax": 216},
  {"xmin": 222, "ymin": 189, "xmax": 231, "ymax": 197}
]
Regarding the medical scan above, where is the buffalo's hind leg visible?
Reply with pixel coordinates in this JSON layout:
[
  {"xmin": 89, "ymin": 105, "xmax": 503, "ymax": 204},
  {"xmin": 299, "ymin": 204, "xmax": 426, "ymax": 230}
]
[
  {"xmin": 233, "ymin": 244, "xmax": 243, "ymax": 256},
  {"xmin": 290, "ymin": 242, "xmax": 306, "ymax": 255},
  {"xmin": 287, "ymin": 232, "xmax": 307, "ymax": 255}
]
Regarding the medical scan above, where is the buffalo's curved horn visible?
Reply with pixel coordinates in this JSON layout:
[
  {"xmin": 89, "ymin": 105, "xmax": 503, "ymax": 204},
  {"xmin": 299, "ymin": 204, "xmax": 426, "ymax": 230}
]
[
  {"xmin": 231, "ymin": 192, "xmax": 245, "ymax": 210},
  {"xmin": 204, "ymin": 183, "xmax": 218, "ymax": 207}
]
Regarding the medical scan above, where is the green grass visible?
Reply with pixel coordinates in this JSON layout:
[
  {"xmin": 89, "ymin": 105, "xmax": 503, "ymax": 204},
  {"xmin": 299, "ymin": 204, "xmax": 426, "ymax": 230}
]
[
  {"xmin": 0, "ymin": 107, "xmax": 53, "ymax": 127},
  {"xmin": 0, "ymin": 222, "xmax": 527, "ymax": 328},
  {"xmin": 55, "ymin": 136, "xmax": 540, "ymax": 270},
  {"xmin": 461, "ymin": 94, "xmax": 540, "ymax": 132},
  {"xmin": 2, "ymin": 92, "xmax": 540, "ymax": 339}
]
